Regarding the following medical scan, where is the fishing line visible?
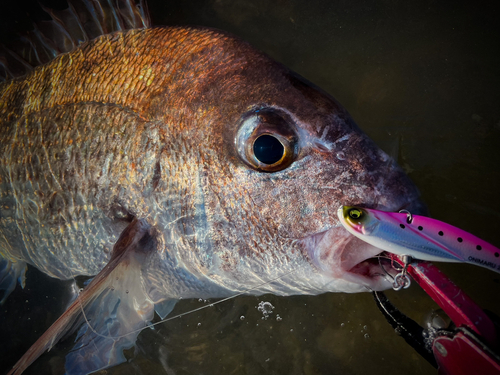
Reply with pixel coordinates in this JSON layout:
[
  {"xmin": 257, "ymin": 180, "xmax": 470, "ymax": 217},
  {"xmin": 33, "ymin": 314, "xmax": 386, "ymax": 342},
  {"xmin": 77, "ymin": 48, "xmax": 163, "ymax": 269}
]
[
  {"xmin": 73, "ymin": 267, "xmax": 299, "ymax": 341},
  {"xmin": 377, "ymin": 253, "xmax": 396, "ymax": 281},
  {"xmin": 358, "ymin": 254, "xmax": 398, "ymax": 292}
]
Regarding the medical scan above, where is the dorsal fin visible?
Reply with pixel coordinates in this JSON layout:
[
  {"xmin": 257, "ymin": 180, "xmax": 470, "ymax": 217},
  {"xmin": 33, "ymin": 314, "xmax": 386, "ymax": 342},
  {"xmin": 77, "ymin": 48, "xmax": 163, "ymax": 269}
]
[{"xmin": 0, "ymin": 0, "xmax": 150, "ymax": 82}]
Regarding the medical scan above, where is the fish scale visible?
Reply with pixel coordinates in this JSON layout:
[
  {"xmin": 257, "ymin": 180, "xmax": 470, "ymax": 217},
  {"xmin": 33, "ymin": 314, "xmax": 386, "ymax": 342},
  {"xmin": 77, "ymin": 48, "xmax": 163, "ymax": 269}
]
[
  {"xmin": 0, "ymin": 103, "xmax": 159, "ymax": 277},
  {"xmin": 0, "ymin": 1, "xmax": 425, "ymax": 373}
]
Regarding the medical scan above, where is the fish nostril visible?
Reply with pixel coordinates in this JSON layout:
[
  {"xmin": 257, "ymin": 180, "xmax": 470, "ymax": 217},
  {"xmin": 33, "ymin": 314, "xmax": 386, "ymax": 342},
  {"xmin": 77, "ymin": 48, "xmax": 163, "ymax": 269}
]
[
  {"xmin": 313, "ymin": 141, "xmax": 331, "ymax": 153},
  {"xmin": 336, "ymin": 151, "xmax": 346, "ymax": 160}
]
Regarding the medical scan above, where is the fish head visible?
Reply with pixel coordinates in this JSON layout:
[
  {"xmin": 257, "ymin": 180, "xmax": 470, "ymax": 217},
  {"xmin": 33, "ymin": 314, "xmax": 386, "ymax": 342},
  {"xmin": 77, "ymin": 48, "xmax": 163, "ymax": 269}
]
[{"xmin": 150, "ymin": 27, "xmax": 424, "ymax": 295}]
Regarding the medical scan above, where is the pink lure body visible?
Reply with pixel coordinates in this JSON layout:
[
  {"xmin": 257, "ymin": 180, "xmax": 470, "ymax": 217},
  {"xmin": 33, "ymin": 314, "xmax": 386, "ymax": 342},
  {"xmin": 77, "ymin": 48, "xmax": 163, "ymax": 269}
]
[{"xmin": 338, "ymin": 206, "xmax": 500, "ymax": 274}]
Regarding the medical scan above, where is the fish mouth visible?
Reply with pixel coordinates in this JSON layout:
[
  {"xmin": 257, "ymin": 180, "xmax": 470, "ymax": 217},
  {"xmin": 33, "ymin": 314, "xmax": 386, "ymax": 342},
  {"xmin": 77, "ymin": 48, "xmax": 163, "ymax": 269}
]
[
  {"xmin": 301, "ymin": 225, "xmax": 396, "ymax": 291},
  {"xmin": 300, "ymin": 198, "xmax": 426, "ymax": 292}
]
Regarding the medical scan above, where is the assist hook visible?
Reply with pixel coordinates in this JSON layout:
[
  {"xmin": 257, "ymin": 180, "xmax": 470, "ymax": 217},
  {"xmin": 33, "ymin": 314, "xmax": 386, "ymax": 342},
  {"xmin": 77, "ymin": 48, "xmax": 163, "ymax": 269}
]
[{"xmin": 392, "ymin": 254, "xmax": 413, "ymax": 291}]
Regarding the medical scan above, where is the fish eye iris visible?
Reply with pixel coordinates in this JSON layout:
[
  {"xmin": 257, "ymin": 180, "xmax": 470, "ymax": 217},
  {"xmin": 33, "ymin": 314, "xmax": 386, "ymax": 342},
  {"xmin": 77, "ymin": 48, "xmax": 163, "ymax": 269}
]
[
  {"xmin": 253, "ymin": 135, "xmax": 284, "ymax": 165},
  {"xmin": 236, "ymin": 110, "xmax": 297, "ymax": 172},
  {"xmin": 348, "ymin": 208, "xmax": 363, "ymax": 219}
]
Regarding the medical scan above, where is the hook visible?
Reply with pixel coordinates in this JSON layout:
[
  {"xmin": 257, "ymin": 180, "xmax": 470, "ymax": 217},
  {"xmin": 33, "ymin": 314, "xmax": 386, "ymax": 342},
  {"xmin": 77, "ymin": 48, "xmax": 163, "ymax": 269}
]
[{"xmin": 393, "ymin": 255, "xmax": 413, "ymax": 291}]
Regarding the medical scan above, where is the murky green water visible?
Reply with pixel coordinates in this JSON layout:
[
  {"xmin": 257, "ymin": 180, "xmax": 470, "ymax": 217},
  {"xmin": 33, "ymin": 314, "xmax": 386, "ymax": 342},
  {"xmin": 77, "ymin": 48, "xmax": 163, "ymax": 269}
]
[{"xmin": 1, "ymin": 1, "xmax": 499, "ymax": 374}]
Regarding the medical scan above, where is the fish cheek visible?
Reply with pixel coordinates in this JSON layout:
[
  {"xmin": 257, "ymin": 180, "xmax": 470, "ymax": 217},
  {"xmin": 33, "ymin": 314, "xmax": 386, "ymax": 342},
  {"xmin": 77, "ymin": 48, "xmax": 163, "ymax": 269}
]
[
  {"xmin": 231, "ymin": 164, "xmax": 331, "ymax": 241},
  {"xmin": 222, "ymin": 128, "xmax": 338, "ymax": 242}
]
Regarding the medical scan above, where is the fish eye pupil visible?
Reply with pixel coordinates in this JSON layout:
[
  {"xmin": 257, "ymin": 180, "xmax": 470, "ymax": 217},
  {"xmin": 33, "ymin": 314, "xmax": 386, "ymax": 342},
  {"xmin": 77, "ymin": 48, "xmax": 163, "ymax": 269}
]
[
  {"xmin": 348, "ymin": 209, "xmax": 362, "ymax": 219},
  {"xmin": 253, "ymin": 135, "xmax": 284, "ymax": 165}
]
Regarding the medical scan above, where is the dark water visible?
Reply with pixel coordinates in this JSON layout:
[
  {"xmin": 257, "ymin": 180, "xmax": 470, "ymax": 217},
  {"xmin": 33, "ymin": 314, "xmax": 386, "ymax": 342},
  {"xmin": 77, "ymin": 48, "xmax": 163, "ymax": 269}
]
[{"xmin": 1, "ymin": 1, "xmax": 500, "ymax": 374}]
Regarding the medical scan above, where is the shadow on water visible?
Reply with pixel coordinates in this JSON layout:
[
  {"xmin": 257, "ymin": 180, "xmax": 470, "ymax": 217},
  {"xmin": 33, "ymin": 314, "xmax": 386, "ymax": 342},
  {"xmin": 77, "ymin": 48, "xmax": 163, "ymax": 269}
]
[{"xmin": 1, "ymin": 0, "xmax": 499, "ymax": 374}]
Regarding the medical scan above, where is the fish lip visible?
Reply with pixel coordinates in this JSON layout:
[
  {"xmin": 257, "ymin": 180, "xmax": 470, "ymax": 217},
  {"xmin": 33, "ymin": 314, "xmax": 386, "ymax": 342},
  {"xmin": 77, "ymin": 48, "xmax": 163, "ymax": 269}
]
[
  {"xmin": 302, "ymin": 199, "xmax": 425, "ymax": 291},
  {"xmin": 300, "ymin": 224, "xmax": 394, "ymax": 291}
]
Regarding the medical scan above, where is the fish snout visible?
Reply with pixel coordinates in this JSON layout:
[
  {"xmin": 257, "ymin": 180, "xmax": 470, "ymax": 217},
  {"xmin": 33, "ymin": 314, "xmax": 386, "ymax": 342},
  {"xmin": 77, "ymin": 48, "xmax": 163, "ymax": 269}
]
[
  {"xmin": 333, "ymin": 150, "xmax": 425, "ymax": 216},
  {"xmin": 351, "ymin": 142, "xmax": 425, "ymax": 215}
]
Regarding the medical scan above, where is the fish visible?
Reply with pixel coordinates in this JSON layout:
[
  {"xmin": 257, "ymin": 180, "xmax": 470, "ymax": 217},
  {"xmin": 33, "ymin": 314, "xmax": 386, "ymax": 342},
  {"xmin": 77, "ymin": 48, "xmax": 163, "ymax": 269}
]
[
  {"xmin": 0, "ymin": 0, "xmax": 426, "ymax": 374},
  {"xmin": 338, "ymin": 206, "xmax": 500, "ymax": 273}
]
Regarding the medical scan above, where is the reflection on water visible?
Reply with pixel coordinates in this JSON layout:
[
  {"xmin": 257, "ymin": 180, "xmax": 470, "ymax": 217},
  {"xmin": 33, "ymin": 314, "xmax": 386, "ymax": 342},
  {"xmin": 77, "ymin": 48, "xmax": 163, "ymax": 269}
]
[{"xmin": 1, "ymin": 1, "xmax": 499, "ymax": 374}]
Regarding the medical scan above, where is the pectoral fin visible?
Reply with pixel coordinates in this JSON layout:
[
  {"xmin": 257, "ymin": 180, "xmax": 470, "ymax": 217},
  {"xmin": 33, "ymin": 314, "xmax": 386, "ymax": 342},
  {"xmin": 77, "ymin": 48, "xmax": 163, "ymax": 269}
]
[
  {"xmin": 154, "ymin": 299, "xmax": 178, "ymax": 320},
  {"xmin": 8, "ymin": 218, "xmax": 160, "ymax": 375},
  {"xmin": 0, "ymin": 257, "xmax": 27, "ymax": 304}
]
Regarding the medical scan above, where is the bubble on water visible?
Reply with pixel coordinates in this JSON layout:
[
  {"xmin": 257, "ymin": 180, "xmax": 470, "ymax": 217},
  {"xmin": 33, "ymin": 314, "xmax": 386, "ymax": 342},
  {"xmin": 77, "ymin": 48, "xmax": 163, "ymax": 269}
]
[
  {"xmin": 209, "ymin": 304, "xmax": 214, "ymax": 307},
  {"xmin": 240, "ymin": 316, "xmax": 245, "ymax": 320},
  {"xmin": 257, "ymin": 301, "xmax": 274, "ymax": 320},
  {"xmin": 340, "ymin": 323, "xmax": 345, "ymax": 327},
  {"xmin": 290, "ymin": 329, "xmax": 294, "ymax": 332},
  {"xmin": 198, "ymin": 298, "xmax": 203, "ymax": 302},
  {"xmin": 364, "ymin": 333, "xmax": 370, "ymax": 339},
  {"xmin": 276, "ymin": 315, "xmax": 282, "ymax": 322},
  {"xmin": 363, "ymin": 325, "xmax": 368, "ymax": 330},
  {"xmin": 336, "ymin": 151, "xmax": 346, "ymax": 160},
  {"xmin": 423, "ymin": 327, "xmax": 438, "ymax": 351},
  {"xmin": 197, "ymin": 323, "xmax": 201, "ymax": 327}
]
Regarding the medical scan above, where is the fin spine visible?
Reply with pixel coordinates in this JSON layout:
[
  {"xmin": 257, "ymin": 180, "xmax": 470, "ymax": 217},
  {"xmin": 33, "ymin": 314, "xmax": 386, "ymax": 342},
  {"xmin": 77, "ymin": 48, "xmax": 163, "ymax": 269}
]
[{"xmin": 0, "ymin": 0, "xmax": 151, "ymax": 82}]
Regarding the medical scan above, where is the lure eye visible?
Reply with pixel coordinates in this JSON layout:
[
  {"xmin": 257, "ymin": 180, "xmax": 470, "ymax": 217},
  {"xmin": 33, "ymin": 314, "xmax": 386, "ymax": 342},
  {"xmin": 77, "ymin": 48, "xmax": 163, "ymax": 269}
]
[
  {"xmin": 253, "ymin": 135, "xmax": 285, "ymax": 165},
  {"xmin": 236, "ymin": 109, "xmax": 297, "ymax": 172},
  {"xmin": 348, "ymin": 208, "xmax": 363, "ymax": 219}
]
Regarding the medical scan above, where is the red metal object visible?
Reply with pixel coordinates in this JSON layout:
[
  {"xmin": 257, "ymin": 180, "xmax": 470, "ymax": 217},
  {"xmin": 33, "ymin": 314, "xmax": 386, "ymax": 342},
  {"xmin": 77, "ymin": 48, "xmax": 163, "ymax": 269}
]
[
  {"xmin": 390, "ymin": 254, "xmax": 500, "ymax": 374},
  {"xmin": 433, "ymin": 329, "xmax": 500, "ymax": 375}
]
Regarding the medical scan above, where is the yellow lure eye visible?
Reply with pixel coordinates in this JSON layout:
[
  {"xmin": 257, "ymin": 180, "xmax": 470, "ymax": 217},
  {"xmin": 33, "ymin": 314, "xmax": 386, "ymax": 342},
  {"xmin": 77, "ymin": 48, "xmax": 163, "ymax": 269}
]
[{"xmin": 348, "ymin": 208, "xmax": 363, "ymax": 219}]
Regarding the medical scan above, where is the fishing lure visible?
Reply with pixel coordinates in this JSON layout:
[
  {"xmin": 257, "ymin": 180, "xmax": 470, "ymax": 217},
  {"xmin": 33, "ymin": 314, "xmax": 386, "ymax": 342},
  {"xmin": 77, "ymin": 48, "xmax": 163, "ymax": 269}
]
[{"xmin": 337, "ymin": 206, "xmax": 500, "ymax": 274}]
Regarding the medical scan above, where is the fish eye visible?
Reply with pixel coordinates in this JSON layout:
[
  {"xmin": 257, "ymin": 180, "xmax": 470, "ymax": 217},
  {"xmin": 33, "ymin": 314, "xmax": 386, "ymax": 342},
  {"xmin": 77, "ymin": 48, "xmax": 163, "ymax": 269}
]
[
  {"xmin": 253, "ymin": 134, "xmax": 285, "ymax": 165},
  {"xmin": 236, "ymin": 109, "xmax": 297, "ymax": 172},
  {"xmin": 348, "ymin": 208, "xmax": 363, "ymax": 219}
]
